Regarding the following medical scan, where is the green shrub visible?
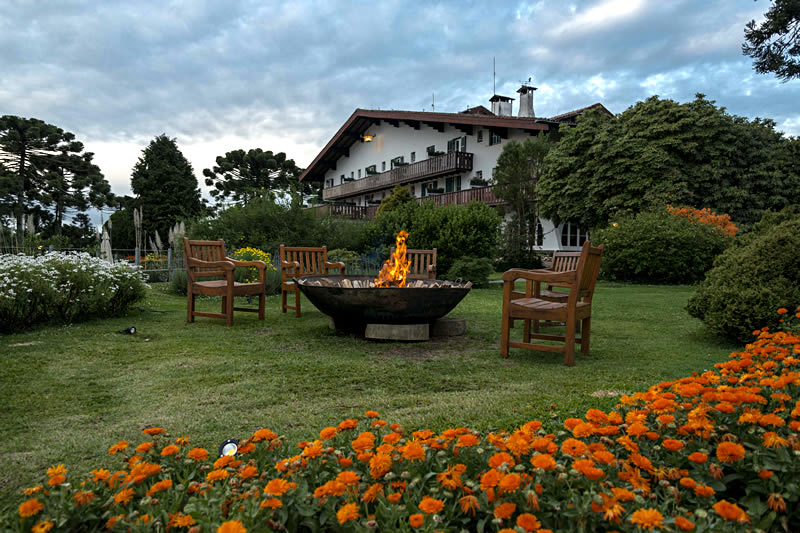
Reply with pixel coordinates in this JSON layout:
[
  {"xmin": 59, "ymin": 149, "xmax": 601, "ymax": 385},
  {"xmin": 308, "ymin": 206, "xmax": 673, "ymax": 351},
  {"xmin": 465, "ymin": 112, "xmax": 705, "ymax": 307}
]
[
  {"xmin": 0, "ymin": 252, "xmax": 147, "ymax": 332},
  {"xmin": 444, "ymin": 256, "xmax": 493, "ymax": 287},
  {"xmin": 168, "ymin": 268, "xmax": 187, "ymax": 296},
  {"xmin": 593, "ymin": 209, "xmax": 731, "ymax": 284},
  {"xmin": 687, "ymin": 213, "xmax": 800, "ymax": 342},
  {"xmin": 326, "ymin": 249, "xmax": 361, "ymax": 266}
]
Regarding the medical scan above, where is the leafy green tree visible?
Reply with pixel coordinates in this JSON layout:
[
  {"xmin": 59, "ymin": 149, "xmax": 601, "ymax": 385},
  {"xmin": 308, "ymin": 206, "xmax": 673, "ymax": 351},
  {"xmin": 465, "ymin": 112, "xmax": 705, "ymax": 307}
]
[
  {"xmin": 377, "ymin": 185, "xmax": 416, "ymax": 215},
  {"xmin": 202, "ymin": 148, "xmax": 310, "ymax": 205},
  {"xmin": 743, "ymin": 0, "xmax": 800, "ymax": 80},
  {"xmin": 493, "ymin": 134, "xmax": 550, "ymax": 266},
  {"xmin": 131, "ymin": 135, "xmax": 206, "ymax": 242},
  {"xmin": 0, "ymin": 116, "xmax": 112, "ymax": 237},
  {"xmin": 538, "ymin": 95, "xmax": 800, "ymax": 230}
]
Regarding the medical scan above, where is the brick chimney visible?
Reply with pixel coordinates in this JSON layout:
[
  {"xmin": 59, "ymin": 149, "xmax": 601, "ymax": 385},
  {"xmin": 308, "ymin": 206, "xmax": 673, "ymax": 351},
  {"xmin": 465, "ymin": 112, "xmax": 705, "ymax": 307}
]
[
  {"xmin": 489, "ymin": 94, "xmax": 514, "ymax": 116},
  {"xmin": 517, "ymin": 84, "xmax": 537, "ymax": 117}
]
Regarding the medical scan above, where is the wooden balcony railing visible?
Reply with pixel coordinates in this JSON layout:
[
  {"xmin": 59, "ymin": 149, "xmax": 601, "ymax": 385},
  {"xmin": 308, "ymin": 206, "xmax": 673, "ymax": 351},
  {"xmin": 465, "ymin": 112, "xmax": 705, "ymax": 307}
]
[
  {"xmin": 308, "ymin": 204, "xmax": 378, "ymax": 219},
  {"xmin": 419, "ymin": 186, "xmax": 502, "ymax": 207},
  {"xmin": 322, "ymin": 151, "xmax": 474, "ymax": 201}
]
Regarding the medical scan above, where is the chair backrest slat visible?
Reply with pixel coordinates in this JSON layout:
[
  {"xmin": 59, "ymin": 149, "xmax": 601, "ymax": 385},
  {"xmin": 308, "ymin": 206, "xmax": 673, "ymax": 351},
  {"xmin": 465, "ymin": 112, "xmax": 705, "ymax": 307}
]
[
  {"xmin": 391, "ymin": 248, "xmax": 437, "ymax": 280},
  {"xmin": 279, "ymin": 245, "xmax": 332, "ymax": 280},
  {"xmin": 183, "ymin": 238, "xmax": 228, "ymax": 279},
  {"xmin": 570, "ymin": 242, "xmax": 604, "ymax": 302}
]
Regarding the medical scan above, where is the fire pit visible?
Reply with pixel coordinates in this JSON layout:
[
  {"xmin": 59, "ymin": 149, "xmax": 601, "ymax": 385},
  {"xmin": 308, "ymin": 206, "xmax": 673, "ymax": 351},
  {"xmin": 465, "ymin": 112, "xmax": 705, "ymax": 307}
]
[
  {"xmin": 295, "ymin": 275, "xmax": 471, "ymax": 334},
  {"xmin": 295, "ymin": 230, "xmax": 471, "ymax": 338}
]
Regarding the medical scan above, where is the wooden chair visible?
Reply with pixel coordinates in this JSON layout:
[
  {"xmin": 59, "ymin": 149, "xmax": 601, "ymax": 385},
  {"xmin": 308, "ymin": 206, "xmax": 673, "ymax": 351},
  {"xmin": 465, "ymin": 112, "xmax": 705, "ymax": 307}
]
[
  {"xmin": 279, "ymin": 245, "xmax": 346, "ymax": 317},
  {"xmin": 183, "ymin": 238, "xmax": 267, "ymax": 326},
  {"xmin": 541, "ymin": 250, "xmax": 582, "ymax": 301},
  {"xmin": 392, "ymin": 247, "xmax": 437, "ymax": 280},
  {"xmin": 500, "ymin": 241, "xmax": 604, "ymax": 366}
]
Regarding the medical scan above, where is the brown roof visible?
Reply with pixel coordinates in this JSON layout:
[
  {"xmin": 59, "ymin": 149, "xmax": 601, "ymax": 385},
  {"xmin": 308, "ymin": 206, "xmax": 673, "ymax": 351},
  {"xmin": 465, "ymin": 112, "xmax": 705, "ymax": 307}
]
[
  {"xmin": 547, "ymin": 102, "xmax": 613, "ymax": 123},
  {"xmin": 299, "ymin": 105, "xmax": 610, "ymax": 182}
]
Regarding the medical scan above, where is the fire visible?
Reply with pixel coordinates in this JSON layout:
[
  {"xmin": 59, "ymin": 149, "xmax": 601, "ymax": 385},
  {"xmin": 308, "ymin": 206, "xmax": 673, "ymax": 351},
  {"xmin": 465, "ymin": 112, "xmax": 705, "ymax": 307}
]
[{"xmin": 375, "ymin": 230, "xmax": 412, "ymax": 288}]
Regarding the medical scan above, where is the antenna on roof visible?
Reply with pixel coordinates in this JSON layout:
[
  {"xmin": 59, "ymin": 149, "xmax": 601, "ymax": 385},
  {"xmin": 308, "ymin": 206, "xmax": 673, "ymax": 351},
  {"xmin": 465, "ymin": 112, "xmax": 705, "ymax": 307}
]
[
  {"xmin": 493, "ymin": 57, "xmax": 496, "ymax": 94},
  {"xmin": 431, "ymin": 92, "xmax": 435, "ymax": 112}
]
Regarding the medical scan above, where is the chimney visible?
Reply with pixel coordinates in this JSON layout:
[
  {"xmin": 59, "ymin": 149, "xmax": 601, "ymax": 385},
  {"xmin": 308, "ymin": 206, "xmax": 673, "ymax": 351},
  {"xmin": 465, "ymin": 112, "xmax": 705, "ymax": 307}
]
[
  {"xmin": 517, "ymin": 84, "xmax": 537, "ymax": 117},
  {"xmin": 489, "ymin": 94, "xmax": 514, "ymax": 116}
]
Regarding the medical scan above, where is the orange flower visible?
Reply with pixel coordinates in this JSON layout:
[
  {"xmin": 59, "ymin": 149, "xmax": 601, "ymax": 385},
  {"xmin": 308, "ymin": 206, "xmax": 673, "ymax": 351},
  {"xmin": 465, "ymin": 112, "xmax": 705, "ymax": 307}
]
[
  {"xmin": 662, "ymin": 439, "xmax": 684, "ymax": 452},
  {"xmin": 113, "ymin": 487, "xmax": 134, "ymax": 506},
  {"xmin": 264, "ymin": 478, "xmax": 296, "ymax": 496},
  {"xmin": 23, "ymin": 485, "xmax": 43, "ymax": 496},
  {"xmin": 237, "ymin": 465, "xmax": 258, "ymax": 480},
  {"xmin": 31, "ymin": 521, "xmax": 54, "ymax": 533},
  {"xmin": 687, "ymin": 452, "xmax": 707, "ymax": 464},
  {"xmin": 459, "ymin": 494, "xmax": 480, "ymax": 515},
  {"xmin": 175, "ymin": 436, "xmax": 190, "ymax": 446},
  {"xmin": 561, "ymin": 438, "xmax": 588, "ymax": 457},
  {"xmin": 777, "ymin": 308, "xmax": 788, "ymax": 315},
  {"xmin": 108, "ymin": 441, "xmax": 129, "ymax": 455},
  {"xmin": 336, "ymin": 503, "xmax": 360, "ymax": 524},
  {"xmin": 488, "ymin": 451, "xmax": 515, "ymax": 468},
  {"xmin": 320, "ymin": 427, "xmax": 337, "ymax": 440},
  {"xmin": 409, "ymin": 513, "xmax": 424, "ymax": 528},
  {"xmin": 187, "ymin": 448, "xmax": 209, "ymax": 461},
  {"xmin": 713, "ymin": 500, "xmax": 750, "ymax": 523},
  {"xmin": 675, "ymin": 516, "xmax": 695, "ymax": 531},
  {"xmin": 337, "ymin": 418, "xmax": 359, "ymax": 431},
  {"xmin": 437, "ymin": 465, "xmax": 465, "ymax": 490},
  {"xmin": 768, "ymin": 493, "xmax": 787, "ymax": 512},
  {"xmin": 18, "ymin": 498, "xmax": 44, "ymax": 518},
  {"xmin": 365, "ymin": 410, "xmax": 380, "ymax": 418},
  {"xmin": 387, "ymin": 492, "xmax": 403, "ymax": 503},
  {"xmin": 160, "ymin": 444, "xmax": 180, "ymax": 456},
  {"xmin": 400, "ymin": 442, "xmax": 426, "ymax": 462},
  {"xmin": 369, "ymin": 452, "xmax": 393, "ymax": 479},
  {"xmin": 493, "ymin": 501, "xmax": 516, "ymax": 519},
  {"xmin": 573, "ymin": 459, "xmax": 604, "ymax": 480},
  {"xmin": 73, "ymin": 490, "xmax": 96, "ymax": 506},
  {"xmin": 480, "ymin": 469, "xmax": 502, "ymax": 490},
  {"xmin": 531, "ymin": 453, "xmax": 556, "ymax": 471},
  {"xmin": 252, "ymin": 428, "xmax": 278, "ymax": 442},
  {"xmin": 517, "ymin": 513, "xmax": 541, "ymax": 532},
  {"xmin": 419, "ymin": 496, "xmax": 445, "ymax": 514},
  {"xmin": 206, "ymin": 469, "xmax": 230, "ymax": 483},
  {"xmin": 146, "ymin": 479, "xmax": 173, "ymax": 497},
  {"xmin": 217, "ymin": 520, "xmax": 247, "ymax": 533},
  {"xmin": 716, "ymin": 442, "xmax": 745, "ymax": 463},
  {"xmin": 336, "ymin": 470, "xmax": 361, "ymax": 486},
  {"xmin": 630, "ymin": 508, "xmax": 664, "ymax": 530},
  {"xmin": 759, "ymin": 469, "xmax": 774, "ymax": 479},
  {"xmin": 679, "ymin": 477, "xmax": 696, "ymax": 489},
  {"xmin": 260, "ymin": 498, "xmax": 282, "ymax": 509},
  {"xmin": 106, "ymin": 515, "xmax": 123, "ymax": 529},
  {"xmin": 48, "ymin": 475, "xmax": 66, "ymax": 486},
  {"xmin": 498, "ymin": 473, "xmax": 521, "ymax": 493},
  {"xmin": 694, "ymin": 485, "xmax": 715, "ymax": 497},
  {"xmin": 136, "ymin": 442, "xmax": 154, "ymax": 453},
  {"xmin": 46, "ymin": 464, "xmax": 67, "ymax": 478},
  {"xmin": 362, "ymin": 482, "xmax": 384, "ymax": 503},
  {"xmin": 458, "ymin": 434, "xmax": 480, "ymax": 447},
  {"xmin": 168, "ymin": 513, "xmax": 196, "ymax": 527},
  {"xmin": 143, "ymin": 427, "xmax": 166, "ymax": 436}
]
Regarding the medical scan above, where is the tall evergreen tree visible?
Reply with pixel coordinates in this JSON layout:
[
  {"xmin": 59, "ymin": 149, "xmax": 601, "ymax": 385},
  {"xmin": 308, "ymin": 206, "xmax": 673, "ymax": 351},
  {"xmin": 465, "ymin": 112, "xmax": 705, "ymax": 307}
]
[
  {"xmin": 130, "ymin": 134, "xmax": 206, "ymax": 243},
  {"xmin": 743, "ymin": 0, "xmax": 800, "ymax": 81},
  {"xmin": 202, "ymin": 148, "xmax": 304, "ymax": 205},
  {"xmin": 0, "ymin": 115, "xmax": 113, "ymax": 237}
]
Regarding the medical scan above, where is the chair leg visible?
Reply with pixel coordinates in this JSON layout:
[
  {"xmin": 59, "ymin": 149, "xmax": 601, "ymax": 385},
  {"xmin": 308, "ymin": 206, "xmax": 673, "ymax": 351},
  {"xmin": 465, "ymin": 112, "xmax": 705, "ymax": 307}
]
[
  {"xmin": 500, "ymin": 309, "xmax": 510, "ymax": 358},
  {"xmin": 281, "ymin": 289, "xmax": 287, "ymax": 313},
  {"xmin": 294, "ymin": 289, "xmax": 301, "ymax": 317},
  {"xmin": 258, "ymin": 293, "xmax": 265, "ymax": 321},
  {"xmin": 532, "ymin": 319, "xmax": 540, "ymax": 334},
  {"xmin": 581, "ymin": 317, "xmax": 591, "ymax": 354},
  {"xmin": 564, "ymin": 317, "xmax": 576, "ymax": 366},
  {"xmin": 187, "ymin": 291, "xmax": 195, "ymax": 323},
  {"xmin": 225, "ymin": 294, "xmax": 234, "ymax": 327},
  {"xmin": 523, "ymin": 319, "xmax": 531, "ymax": 343}
]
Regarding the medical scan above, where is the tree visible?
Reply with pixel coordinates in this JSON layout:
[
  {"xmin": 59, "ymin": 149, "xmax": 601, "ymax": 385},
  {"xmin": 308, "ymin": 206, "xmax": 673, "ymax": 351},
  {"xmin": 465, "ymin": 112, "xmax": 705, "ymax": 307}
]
[
  {"xmin": 202, "ymin": 148, "xmax": 307, "ymax": 205},
  {"xmin": 493, "ymin": 134, "xmax": 550, "ymax": 265},
  {"xmin": 0, "ymin": 115, "xmax": 113, "ymax": 237},
  {"xmin": 130, "ymin": 135, "xmax": 206, "ymax": 243},
  {"xmin": 377, "ymin": 185, "xmax": 416, "ymax": 215},
  {"xmin": 743, "ymin": 0, "xmax": 800, "ymax": 80},
  {"xmin": 538, "ymin": 95, "xmax": 800, "ymax": 230}
]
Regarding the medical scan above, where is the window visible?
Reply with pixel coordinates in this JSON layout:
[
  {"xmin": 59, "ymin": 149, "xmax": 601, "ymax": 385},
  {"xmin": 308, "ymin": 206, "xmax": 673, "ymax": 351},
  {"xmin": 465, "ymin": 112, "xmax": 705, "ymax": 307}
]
[
  {"xmin": 475, "ymin": 170, "xmax": 483, "ymax": 179},
  {"xmin": 365, "ymin": 164, "xmax": 376, "ymax": 175},
  {"xmin": 456, "ymin": 176, "xmax": 462, "ymax": 191},
  {"xmin": 340, "ymin": 174, "xmax": 345, "ymax": 182},
  {"xmin": 410, "ymin": 151, "xmax": 415, "ymax": 163},
  {"xmin": 426, "ymin": 145, "xmax": 436, "ymax": 156},
  {"xmin": 560, "ymin": 223, "xmax": 590, "ymax": 248},
  {"xmin": 489, "ymin": 131, "xmax": 501, "ymax": 146},
  {"xmin": 446, "ymin": 177, "xmax": 454, "ymax": 193},
  {"xmin": 535, "ymin": 219, "xmax": 544, "ymax": 247},
  {"xmin": 325, "ymin": 178, "xmax": 334, "ymax": 188},
  {"xmin": 410, "ymin": 184, "xmax": 415, "ymax": 196},
  {"xmin": 447, "ymin": 136, "xmax": 467, "ymax": 152},
  {"xmin": 350, "ymin": 171, "xmax": 354, "ymax": 179},
  {"xmin": 391, "ymin": 156, "xmax": 404, "ymax": 169},
  {"xmin": 358, "ymin": 169, "xmax": 361, "ymax": 179},
  {"xmin": 477, "ymin": 130, "xmax": 483, "ymax": 143},
  {"xmin": 382, "ymin": 161, "xmax": 386, "ymax": 171}
]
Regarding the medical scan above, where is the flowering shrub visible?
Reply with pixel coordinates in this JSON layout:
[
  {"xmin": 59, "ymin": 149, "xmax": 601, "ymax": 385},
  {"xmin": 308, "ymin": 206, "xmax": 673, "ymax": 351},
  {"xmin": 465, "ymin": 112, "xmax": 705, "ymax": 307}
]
[
  {"xmin": 231, "ymin": 247, "xmax": 276, "ymax": 284},
  {"xmin": 667, "ymin": 206, "xmax": 738, "ymax": 237},
  {"xmin": 11, "ymin": 308, "xmax": 800, "ymax": 532},
  {"xmin": 0, "ymin": 252, "xmax": 148, "ymax": 333}
]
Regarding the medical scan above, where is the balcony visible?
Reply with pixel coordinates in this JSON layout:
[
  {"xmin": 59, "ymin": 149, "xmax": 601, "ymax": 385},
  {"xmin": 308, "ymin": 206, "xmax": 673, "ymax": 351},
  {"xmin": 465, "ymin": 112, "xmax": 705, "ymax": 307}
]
[
  {"xmin": 322, "ymin": 151, "xmax": 473, "ymax": 201},
  {"xmin": 418, "ymin": 186, "xmax": 502, "ymax": 207}
]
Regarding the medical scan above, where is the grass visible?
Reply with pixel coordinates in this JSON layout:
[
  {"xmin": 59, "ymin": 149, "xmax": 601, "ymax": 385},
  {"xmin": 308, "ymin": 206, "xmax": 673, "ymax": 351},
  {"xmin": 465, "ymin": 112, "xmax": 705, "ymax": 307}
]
[{"xmin": 0, "ymin": 281, "xmax": 738, "ymax": 510}]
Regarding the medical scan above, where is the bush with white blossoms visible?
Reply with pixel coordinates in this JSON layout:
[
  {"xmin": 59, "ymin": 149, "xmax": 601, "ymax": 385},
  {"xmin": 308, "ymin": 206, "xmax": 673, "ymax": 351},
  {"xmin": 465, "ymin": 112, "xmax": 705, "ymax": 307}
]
[{"xmin": 0, "ymin": 252, "xmax": 148, "ymax": 333}]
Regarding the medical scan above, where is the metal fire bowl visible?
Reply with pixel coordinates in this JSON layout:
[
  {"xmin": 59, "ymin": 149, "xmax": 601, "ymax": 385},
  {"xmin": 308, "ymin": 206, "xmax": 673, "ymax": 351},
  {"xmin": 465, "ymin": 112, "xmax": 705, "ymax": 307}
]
[{"xmin": 295, "ymin": 275, "xmax": 470, "ymax": 332}]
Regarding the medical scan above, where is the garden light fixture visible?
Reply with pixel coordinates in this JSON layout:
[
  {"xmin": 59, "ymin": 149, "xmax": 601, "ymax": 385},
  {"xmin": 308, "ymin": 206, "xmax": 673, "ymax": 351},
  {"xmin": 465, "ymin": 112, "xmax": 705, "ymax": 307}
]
[{"xmin": 218, "ymin": 439, "xmax": 239, "ymax": 458}]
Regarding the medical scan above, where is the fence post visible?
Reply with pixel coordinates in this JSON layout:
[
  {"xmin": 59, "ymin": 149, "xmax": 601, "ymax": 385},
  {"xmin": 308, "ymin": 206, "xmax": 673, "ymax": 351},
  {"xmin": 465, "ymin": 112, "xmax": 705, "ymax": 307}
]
[
  {"xmin": 167, "ymin": 247, "xmax": 173, "ymax": 282},
  {"xmin": 135, "ymin": 247, "xmax": 140, "ymax": 269}
]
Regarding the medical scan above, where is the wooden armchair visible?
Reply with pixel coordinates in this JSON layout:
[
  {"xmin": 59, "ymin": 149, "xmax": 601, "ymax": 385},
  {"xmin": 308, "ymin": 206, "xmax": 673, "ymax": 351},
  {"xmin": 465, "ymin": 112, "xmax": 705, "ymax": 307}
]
[
  {"xmin": 279, "ymin": 245, "xmax": 345, "ymax": 317},
  {"xmin": 393, "ymin": 247, "xmax": 437, "ymax": 280},
  {"xmin": 500, "ymin": 241, "xmax": 604, "ymax": 366},
  {"xmin": 182, "ymin": 238, "xmax": 267, "ymax": 326}
]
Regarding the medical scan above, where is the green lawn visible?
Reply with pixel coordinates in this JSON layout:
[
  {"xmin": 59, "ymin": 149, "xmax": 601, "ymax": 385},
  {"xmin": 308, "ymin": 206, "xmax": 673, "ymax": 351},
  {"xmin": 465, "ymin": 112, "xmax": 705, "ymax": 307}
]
[{"xmin": 0, "ymin": 282, "xmax": 737, "ymax": 510}]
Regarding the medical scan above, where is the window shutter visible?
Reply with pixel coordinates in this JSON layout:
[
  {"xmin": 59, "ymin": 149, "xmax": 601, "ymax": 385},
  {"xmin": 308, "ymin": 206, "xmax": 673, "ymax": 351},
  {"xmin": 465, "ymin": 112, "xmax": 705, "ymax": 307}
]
[{"xmin": 462, "ymin": 136, "xmax": 467, "ymax": 152}]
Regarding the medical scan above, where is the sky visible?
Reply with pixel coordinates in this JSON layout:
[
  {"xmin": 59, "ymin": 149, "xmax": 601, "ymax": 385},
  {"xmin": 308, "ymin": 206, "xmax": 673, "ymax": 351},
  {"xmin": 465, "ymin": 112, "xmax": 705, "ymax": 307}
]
[{"xmin": 2, "ymin": 0, "xmax": 798, "ymax": 224}]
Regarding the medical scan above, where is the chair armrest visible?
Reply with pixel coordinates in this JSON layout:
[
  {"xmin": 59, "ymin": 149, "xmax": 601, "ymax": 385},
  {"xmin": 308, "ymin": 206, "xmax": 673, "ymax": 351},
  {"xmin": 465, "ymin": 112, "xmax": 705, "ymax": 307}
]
[
  {"xmin": 227, "ymin": 258, "xmax": 267, "ymax": 270},
  {"xmin": 187, "ymin": 258, "xmax": 235, "ymax": 270},
  {"xmin": 501, "ymin": 268, "xmax": 575, "ymax": 284},
  {"xmin": 324, "ymin": 261, "xmax": 345, "ymax": 274},
  {"xmin": 281, "ymin": 260, "xmax": 300, "ymax": 272}
]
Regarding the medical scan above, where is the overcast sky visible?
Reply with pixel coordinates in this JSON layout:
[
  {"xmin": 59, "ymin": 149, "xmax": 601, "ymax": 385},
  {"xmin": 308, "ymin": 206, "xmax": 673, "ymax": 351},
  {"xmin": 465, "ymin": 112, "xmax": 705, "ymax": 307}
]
[{"xmin": 2, "ymin": 0, "xmax": 798, "ymax": 222}]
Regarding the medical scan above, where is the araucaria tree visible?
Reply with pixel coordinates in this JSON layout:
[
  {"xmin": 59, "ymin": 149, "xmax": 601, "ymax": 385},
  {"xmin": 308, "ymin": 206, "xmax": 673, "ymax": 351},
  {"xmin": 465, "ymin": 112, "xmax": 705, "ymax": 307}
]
[
  {"xmin": 130, "ymin": 135, "xmax": 206, "ymax": 243},
  {"xmin": 537, "ymin": 95, "xmax": 800, "ymax": 230},
  {"xmin": 493, "ymin": 134, "xmax": 550, "ymax": 266},
  {"xmin": 0, "ymin": 115, "xmax": 113, "ymax": 236},
  {"xmin": 202, "ymin": 148, "xmax": 306, "ymax": 205},
  {"xmin": 742, "ymin": 0, "xmax": 800, "ymax": 80}
]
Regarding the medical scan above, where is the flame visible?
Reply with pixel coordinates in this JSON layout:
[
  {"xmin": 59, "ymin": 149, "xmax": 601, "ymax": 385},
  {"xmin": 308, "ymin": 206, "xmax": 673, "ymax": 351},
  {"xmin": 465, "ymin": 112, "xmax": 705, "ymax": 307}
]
[{"xmin": 375, "ymin": 230, "xmax": 412, "ymax": 288}]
